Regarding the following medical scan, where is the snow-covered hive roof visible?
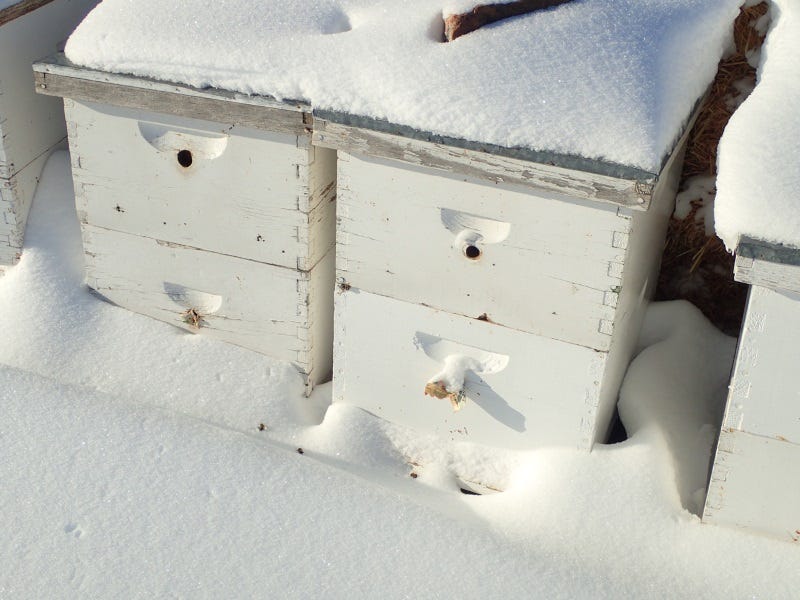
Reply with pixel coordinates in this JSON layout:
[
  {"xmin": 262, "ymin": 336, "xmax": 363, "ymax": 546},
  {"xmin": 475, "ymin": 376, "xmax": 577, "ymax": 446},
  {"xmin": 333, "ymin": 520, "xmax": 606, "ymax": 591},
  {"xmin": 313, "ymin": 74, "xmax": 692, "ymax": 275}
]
[
  {"xmin": 65, "ymin": 0, "xmax": 741, "ymax": 174},
  {"xmin": 715, "ymin": 0, "xmax": 800, "ymax": 250}
]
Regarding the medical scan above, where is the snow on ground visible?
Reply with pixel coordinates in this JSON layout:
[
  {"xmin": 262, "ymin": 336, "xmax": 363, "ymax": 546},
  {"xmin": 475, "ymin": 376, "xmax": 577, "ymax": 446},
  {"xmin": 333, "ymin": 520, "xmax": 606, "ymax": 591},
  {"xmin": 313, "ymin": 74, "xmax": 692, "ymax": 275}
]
[
  {"xmin": 715, "ymin": 0, "xmax": 800, "ymax": 250},
  {"xmin": 2, "ymin": 152, "xmax": 799, "ymax": 598},
  {"xmin": 64, "ymin": 0, "xmax": 740, "ymax": 172}
]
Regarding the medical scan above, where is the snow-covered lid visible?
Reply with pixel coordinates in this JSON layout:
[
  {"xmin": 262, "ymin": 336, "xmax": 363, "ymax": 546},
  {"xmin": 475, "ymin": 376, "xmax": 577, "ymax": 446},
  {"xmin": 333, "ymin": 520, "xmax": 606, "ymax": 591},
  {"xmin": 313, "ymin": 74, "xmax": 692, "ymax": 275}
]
[
  {"xmin": 715, "ymin": 0, "xmax": 800, "ymax": 251},
  {"xmin": 64, "ymin": 0, "xmax": 740, "ymax": 174}
]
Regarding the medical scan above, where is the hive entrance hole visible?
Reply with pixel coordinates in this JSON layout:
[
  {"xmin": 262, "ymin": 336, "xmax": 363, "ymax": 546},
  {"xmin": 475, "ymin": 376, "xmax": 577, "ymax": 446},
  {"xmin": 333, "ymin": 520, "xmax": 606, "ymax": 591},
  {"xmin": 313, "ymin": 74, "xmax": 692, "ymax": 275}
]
[
  {"xmin": 177, "ymin": 149, "xmax": 193, "ymax": 168},
  {"xmin": 464, "ymin": 244, "xmax": 481, "ymax": 260}
]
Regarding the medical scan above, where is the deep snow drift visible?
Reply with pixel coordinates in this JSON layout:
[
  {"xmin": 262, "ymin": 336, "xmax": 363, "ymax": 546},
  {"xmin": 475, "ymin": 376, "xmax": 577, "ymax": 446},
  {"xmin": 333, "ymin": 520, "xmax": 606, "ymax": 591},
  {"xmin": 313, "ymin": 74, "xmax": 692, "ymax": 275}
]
[
  {"xmin": 1, "ymin": 152, "xmax": 798, "ymax": 598},
  {"xmin": 64, "ymin": 0, "xmax": 741, "ymax": 172},
  {"xmin": 715, "ymin": 0, "xmax": 800, "ymax": 250}
]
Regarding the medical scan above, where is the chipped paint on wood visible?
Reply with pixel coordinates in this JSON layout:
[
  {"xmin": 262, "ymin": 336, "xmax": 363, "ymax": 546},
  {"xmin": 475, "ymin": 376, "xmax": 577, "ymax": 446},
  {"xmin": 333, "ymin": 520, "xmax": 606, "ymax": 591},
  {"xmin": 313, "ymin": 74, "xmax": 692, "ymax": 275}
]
[
  {"xmin": 64, "ymin": 99, "xmax": 336, "ymax": 272},
  {"xmin": 0, "ymin": 0, "xmax": 98, "ymax": 267},
  {"xmin": 34, "ymin": 54, "xmax": 309, "ymax": 137},
  {"xmin": 704, "ymin": 284, "xmax": 800, "ymax": 540},
  {"xmin": 333, "ymin": 287, "xmax": 608, "ymax": 451},
  {"xmin": 314, "ymin": 118, "xmax": 653, "ymax": 209}
]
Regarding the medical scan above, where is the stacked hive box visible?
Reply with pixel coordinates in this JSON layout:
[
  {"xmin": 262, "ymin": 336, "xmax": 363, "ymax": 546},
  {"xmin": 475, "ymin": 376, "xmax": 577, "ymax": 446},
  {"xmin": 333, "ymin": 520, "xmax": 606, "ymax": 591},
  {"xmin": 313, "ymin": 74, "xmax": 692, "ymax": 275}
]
[
  {"xmin": 34, "ymin": 56, "xmax": 336, "ymax": 392},
  {"xmin": 703, "ymin": 238, "xmax": 800, "ymax": 541},
  {"xmin": 314, "ymin": 112, "xmax": 694, "ymax": 451},
  {"xmin": 0, "ymin": 0, "xmax": 98, "ymax": 272}
]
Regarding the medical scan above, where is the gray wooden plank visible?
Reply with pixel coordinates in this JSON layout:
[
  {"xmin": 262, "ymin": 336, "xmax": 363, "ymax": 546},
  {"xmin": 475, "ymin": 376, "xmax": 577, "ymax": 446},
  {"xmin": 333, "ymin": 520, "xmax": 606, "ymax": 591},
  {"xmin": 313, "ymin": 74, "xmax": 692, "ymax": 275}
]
[
  {"xmin": 33, "ymin": 55, "xmax": 310, "ymax": 136},
  {"xmin": 735, "ymin": 237, "xmax": 800, "ymax": 292},
  {"xmin": 0, "ymin": 0, "xmax": 57, "ymax": 27},
  {"xmin": 314, "ymin": 118, "xmax": 654, "ymax": 209}
]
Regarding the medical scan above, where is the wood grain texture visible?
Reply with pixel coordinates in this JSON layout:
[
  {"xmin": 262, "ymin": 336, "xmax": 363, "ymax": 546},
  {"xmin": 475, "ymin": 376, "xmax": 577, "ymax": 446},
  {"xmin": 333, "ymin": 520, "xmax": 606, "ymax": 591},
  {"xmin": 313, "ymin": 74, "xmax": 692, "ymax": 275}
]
[
  {"xmin": 81, "ymin": 224, "xmax": 334, "ymax": 386},
  {"xmin": 333, "ymin": 288, "xmax": 608, "ymax": 450},
  {"xmin": 34, "ymin": 55, "xmax": 310, "ymax": 136},
  {"xmin": 314, "ymin": 119, "xmax": 653, "ymax": 209},
  {"xmin": 336, "ymin": 151, "xmax": 628, "ymax": 351},
  {"xmin": 0, "ymin": 150, "xmax": 52, "ymax": 267},
  {"xmin": 0, "ymin": 0, "xmax": 56, "ymax": 27},
  {"xmin": 704, "ymin": 428, "xmax": 800, "ymax": 541},
  {"xmin": 1, "ymin": 3, "xmax": 97, "ymax": 179},
  {"xmin": 735, "ymin": 237, "xmax": 800, "ymax": 292},
  {"xmin": 66, "ymin": 99, "xmax": 335, "ymax": 271},
  {"xmin": 704, "ymin": 285, "xmax": 800, "ymax": 539},
  {"xmin": 0, "ymin": 0, "xmax": 98, "ymax": 267},
  {"xmin": 444, "ymin": 0, "xmax": 575, "ymax": 41}
]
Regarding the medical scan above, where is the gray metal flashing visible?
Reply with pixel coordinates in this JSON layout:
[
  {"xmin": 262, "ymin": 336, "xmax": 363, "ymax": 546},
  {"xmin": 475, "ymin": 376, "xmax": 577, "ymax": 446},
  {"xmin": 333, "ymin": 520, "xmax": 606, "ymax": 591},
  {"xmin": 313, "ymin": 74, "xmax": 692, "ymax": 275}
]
[
  {"xmin": 737, "ymin": 237, "xmax": 800, "ymax": 267},
  {"xmin": 33, "ymin": 53, "xmax": 309, "ymax": 115},
  {"xmin": 313, "ymin": 108, "xmax": 658, "ymax": 183}
]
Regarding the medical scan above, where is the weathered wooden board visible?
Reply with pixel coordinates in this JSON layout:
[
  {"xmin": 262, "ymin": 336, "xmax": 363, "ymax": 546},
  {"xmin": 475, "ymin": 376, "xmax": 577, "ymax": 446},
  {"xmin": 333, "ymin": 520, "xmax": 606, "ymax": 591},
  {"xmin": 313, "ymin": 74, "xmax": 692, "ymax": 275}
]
[
  {"xmin": 66, "ymin": 99, "xmax": 336, "ymax": 271},
  {"xmin": 313, "ymin": 118, "xmax": 654, "ymax": 209},
  {"xmin": 34, "ymin": 54, "xmax": 310, "ymax": 137},
  {"xmin": 333, "ymin": 288, "xmax": 608, "ymax": 450},
  {"xmin": 0, "ymin": 149, "xmax": 53, "ymax": 270},
  {"xmin": 0, "ymin": 0, "xmax": 98, "ymax": 268},
  {"xmin": 336, "ymin": 151, "xmax": 629, "ymax": 351},
  {"xmin": 0, "ymin": 1, "xmax": 97, "ymax": 179},
  {"xmin": 720, "ymin": 286, "xmax": 800, "ymax": 443},
  {"xmin": 0, "ymin": 0, "xmax": 56, "ymax": 27},
  {"xmin": 444, "ymin": 0, "xmax": 575, "ymax": 41},
  {"xmin": 704, "ymin": 429, "xmax": 800, "ymax": 541},
  {"xmin": 704, "ymin": 285, "xmax": 800, "ymax": 539},
  {"xmin": 735, "ymin": 237, "xmax": 800, "ymax": 294},
  {"xmin": 81, "ymin": 225, "xmax": 334, "ymax": 388}
]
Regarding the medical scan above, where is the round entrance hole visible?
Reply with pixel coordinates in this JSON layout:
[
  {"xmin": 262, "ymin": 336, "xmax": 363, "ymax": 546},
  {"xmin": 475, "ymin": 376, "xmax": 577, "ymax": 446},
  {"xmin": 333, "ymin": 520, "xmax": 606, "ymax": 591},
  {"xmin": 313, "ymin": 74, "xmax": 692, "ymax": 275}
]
[
  {"xmin": 177, "ymin": 149, "xmax": 193, "ymax": 168},
  {"xmin": 464, "ymin": 244, "xmax": 482, "ymax": 260}
]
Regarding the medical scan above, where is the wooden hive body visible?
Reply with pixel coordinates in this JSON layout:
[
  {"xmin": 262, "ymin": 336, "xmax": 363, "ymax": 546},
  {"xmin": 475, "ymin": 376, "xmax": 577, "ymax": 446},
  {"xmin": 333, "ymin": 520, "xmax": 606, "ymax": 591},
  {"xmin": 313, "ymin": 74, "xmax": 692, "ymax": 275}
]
[
  {"xmin": 34, "ymin": 57, "xmax": 337, "ymax": 392},
  {"xmin": 315, "ymin": 113, "xmax": 692, "ymax": 451},
  {"xmin": 703, "ymin": 238, "xmax": 800, "ymax": 540},
  {"xmin": 0, "ymin": 0, "xmax": 98, "ymax": 271}
]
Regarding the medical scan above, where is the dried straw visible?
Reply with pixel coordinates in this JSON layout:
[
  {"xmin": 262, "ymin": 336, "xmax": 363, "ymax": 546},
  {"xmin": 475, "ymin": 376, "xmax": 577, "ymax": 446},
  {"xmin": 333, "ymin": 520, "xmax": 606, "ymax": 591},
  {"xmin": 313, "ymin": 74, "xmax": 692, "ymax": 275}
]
[{"xmin": 656, "ymin": 2, "xmax": 768, "ymax": 336}]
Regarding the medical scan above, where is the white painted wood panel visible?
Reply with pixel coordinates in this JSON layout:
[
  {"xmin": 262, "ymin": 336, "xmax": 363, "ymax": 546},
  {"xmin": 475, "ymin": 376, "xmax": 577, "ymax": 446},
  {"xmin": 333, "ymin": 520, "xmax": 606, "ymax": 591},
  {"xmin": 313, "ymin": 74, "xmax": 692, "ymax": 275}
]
[
  {"xmin": 66, "ymin": 100, "xmax": 336, "ymax": 271},
  {"xmin": 0, "ymin": 149, "xmax": 52, "ymax": 270},
  {"xmin": 721, "ymin": 286, "xmax": 800, "ymax": 444},
  {"xmin": 313, "ymin": 119, "xmax": 654, "ymax": 209},
  {"xmin": 0, "ymin": 0, "xmax": 97, "ymax": 179},
  {"xmin": 81, "ymin": 225, "xmax": 334, "ymax": 386},
  {"xmin": 333, "ymin": 288, "xmax": 608, "ymax": 450},
  {"xmin": 704, "ymin": 285, "xmax": 800, "ymax": 539},
  {"xmin": 337, "ymin": 152, "xmax": 629, "ymax": 350},
  {"xmin": 0, "ymin": 0, "xmax": 98, "ymax": 267},
  {"xmin": 734, "ymin": 240, "xmax": 800, "ymax": 294},
  {"xmin": 704, "ymin": 429, "xmax": 800, "ymax": 542},
  {"xmin": 588, "ymin": 140, "xmax": 684, "ymax": 445}
]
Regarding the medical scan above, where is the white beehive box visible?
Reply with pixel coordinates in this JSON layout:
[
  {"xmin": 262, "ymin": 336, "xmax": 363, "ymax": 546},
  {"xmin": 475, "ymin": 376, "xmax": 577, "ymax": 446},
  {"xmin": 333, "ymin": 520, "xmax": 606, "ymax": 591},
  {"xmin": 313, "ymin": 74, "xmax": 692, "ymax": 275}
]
[
  {"xmin": 703, "ymin": 238, "xmax": 800, "ymax": 541},
  {"xmin": 315, "ymin": 111, "xmax": 694, "ymax": 451},
  {"xmin": 33, "ymin": 56, "xmax": 336, "ymax": 391},
  {"xmin": 0, "ymin": 0, "xmax": 98, "ymax": 272}
]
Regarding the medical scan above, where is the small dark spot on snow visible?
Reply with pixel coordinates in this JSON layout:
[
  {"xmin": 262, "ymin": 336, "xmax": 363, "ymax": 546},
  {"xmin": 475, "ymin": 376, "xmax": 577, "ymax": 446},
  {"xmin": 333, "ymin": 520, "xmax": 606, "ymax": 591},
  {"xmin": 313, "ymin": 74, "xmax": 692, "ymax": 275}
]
[
  {"xmin": 114, "ymin": 204, "xmax": 125, "ymax": 213},
  {"xmin": 258, "ymin": 423, "xmax": 266, "ymax": 431},
  {"xmin": 256, "ymin": 234, "xmax": 265, "ymax": 242},
  {"xmin": 410, "ymin": 472, "xmax": 418, "ymax": 479},
  {"xmin": 296, "ymin": 447, "xmax": 304, "ymax": 455}
]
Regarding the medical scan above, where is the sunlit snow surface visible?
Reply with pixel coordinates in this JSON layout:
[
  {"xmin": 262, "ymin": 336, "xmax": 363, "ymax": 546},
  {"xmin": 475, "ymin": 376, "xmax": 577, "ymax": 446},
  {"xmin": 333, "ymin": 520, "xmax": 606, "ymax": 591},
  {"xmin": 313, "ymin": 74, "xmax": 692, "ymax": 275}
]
[
  {"xmin": 715, "ymin": 0, "xmax": 800, "ymax": 249},
  {"xmin": 1, "ymin": 152, "xmax": 798, "ymax": 598},
  {"xmin": 64, "ymin": 0, "xmax": 741, "ymax": 172}
]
